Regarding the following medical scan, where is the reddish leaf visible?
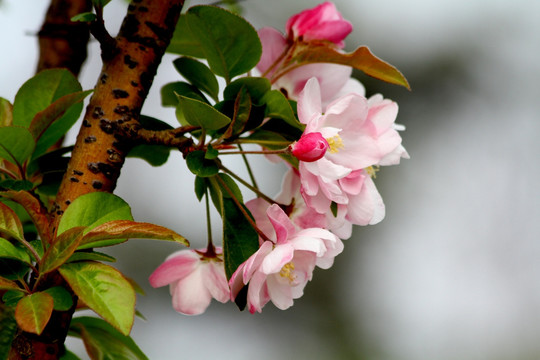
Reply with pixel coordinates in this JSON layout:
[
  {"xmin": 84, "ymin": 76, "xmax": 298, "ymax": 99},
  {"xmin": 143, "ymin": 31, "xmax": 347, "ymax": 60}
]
[
  {"xmin": 15, "ymin": 292, "xmax": 54, "ymax": 335},
  {"xmin": 28, "ymin": 90, "xmax": 93, "ymax": 142},
  {"xmin": 79, "ymin": 220, "xmax": 189, "ymax": 250},
  {"xmin": 40, "ymin": 227, "xmax": 85, "ymax": 275},
  {"xmin": 0, "ymin": 201, "xmax": 24, "ymax": 242},
  {"xmin": 290, "ymin": 42, "xmax": 410, "ymax": 90},
  {"xmin": 0, "ymin": 276, "xmax": 23, "ymax": 291}
]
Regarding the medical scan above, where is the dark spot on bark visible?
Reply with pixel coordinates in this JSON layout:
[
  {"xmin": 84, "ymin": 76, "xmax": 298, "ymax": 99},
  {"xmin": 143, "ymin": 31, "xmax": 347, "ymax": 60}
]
[
  {"xmin": 139, "ymin": 46, "xmax": 147, "ymax": 52},
  {"xmin": 100, "ymin": 73, "xmax": 108, "ymax": 84},
  {"xmin": 166, "ymin": 4, "xmax": 183, "ymax": 29},
  {"xmin": 121, "ymin": 14, "xmax": 140, "ymax": 37},
  {"xmin": 140, "ymin": 71, "xmax": 151, "ymax": 89},
  {"xmin": 73, "ymin": 170, "xmax": 83, "ymax": 176},
  {"xmin": 100, "ymin": 119, "xmax": 115, "ymax": 134},
  {"xmin": 92, "ymin": 106, "xmax": 104, "ymax": 119},
  {"xmin": 145, "ymin": 21, "xmax": 167, "ymax": 41},
  {"xmin": 84, "ymin": 136, "xmax": 97, "ymax": 143},
  {"xmin": 139, "ymin": 6, "xmax": 149, "ymax": 12},
  {"xmin": 87, "ymin": 162, "xmax": 100, "ymax": 174},
  {"xmin": 56, "ymin": 210, "xmax": 64, "ymax": 216},
  {"xmin": 107, "ymin": 149, "xmax": 122, "ymax": 163},
  {"xmin": 65, "ymin": 200, "xmax": 71, "ymax": 205},
  {"xmin": 114, "ymin": 105, "xmax": 130, "ymax": 115},
  {"xmin": 87, "ymin": 162, "xmax": 115, "ymax": 179},
  {"xmin": 124, "ymin": 55, "xmax": 138, "ymax": 69},
  {"xmin": 112, "ymin": 89, "xmax": 129, "ymax": 99},
  {"xmin": 128, "ymin": 4, "xmax": 136, "ymax": 11},
  {"xmin": 92, "ymin": 180, "xmax": 103, "ymax": 189},
  {"xmin": 83, "ymin": 119, "xmax": 92, "ymax": 127},
  {"xmin": 131, "ymin": 81, "xmax": 139, "ymax": 87},
  {"xmin": 83, "ymin": 182, "xmax": 87, "ymax": 185},
  {"xmin": 69, "ymin": 177, "xmax": 79, "ymax": 183},
  {"xmin": 133, "ymin": 0, "xmax": 142, "ymax": 3}
]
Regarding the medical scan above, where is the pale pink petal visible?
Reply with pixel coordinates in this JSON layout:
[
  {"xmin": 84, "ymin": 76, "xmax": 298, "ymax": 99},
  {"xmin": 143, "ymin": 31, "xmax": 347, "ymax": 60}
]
[
  {"xmin": 170, "ymin": 267, "xmax": 212, "ymax": 315},
  {"xmin": 261, "ymin": 243, "xmax": 295, "ymax": 274},
  {"xmin": 256, "ymin": 27, "xmax": 288, "ymax": 76},
  {"xmin": 266, "ymin": 204, "xmax": 296, "ymax": 245},
  {"xmin": 203, "ymin": 261, "xmax": 230, "ymax": 303},
  {"xmin": 266, "ymin": 275, "xmax": 294, "ymax": 310},
  {"xmin": 297, "ymin": 77, "xmax": 322, "ymax": 124},
  {"xmin": 149, "ymin": 251, "xmax": 198, "ymax": 288}
]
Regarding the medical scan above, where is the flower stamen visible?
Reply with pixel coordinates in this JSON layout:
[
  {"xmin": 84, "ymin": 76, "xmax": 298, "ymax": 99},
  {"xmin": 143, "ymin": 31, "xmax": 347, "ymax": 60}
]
[
  {"xmin": 326, "ymin": 135, "xmax": 344, "ymax": 154},
  {"xmin": 279, "ymin": 262, "xmax": 296, "ymax": 283},
  {"xmin": 365, "ymin": 165, "xmax": 380, "ymax": 178}
]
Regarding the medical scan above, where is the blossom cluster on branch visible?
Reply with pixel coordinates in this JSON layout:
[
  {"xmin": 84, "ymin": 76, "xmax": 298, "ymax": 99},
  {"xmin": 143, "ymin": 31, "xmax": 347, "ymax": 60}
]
[{"xmin": 149, "ymin": 1, "xmax": 408, "ymax": 315}]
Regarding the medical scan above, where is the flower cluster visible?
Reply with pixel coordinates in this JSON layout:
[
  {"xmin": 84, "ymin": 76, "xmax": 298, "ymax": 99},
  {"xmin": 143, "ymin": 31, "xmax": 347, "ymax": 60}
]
[{"xmin": 150, "ymin": 2, "xmax": 408, "ymax": 315}]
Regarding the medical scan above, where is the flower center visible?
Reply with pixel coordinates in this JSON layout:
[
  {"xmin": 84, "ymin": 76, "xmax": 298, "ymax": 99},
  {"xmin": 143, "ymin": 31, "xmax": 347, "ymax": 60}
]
[
  {"xmin": 279, "ymin": 262, "xmax": 296, "ymax": 283},
  {"xmin": 326, "ymin": 135, "xmax": 344, "ymax": 154},
  {"xmin": 365, "ymin": 165, "xmax": 380, "ymax": 178}
]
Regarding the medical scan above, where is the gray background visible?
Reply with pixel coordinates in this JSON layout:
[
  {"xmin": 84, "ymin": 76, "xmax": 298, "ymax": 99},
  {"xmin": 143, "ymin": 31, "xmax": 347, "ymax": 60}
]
[{"xmin": 1, "ymin": 0, "xmax": 539, "ymax": 359}]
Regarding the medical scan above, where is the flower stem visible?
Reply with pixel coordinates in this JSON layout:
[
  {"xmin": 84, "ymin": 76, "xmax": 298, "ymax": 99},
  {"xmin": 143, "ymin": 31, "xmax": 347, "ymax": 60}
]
[
  {"xmin": 238, "ymin": 144, "xmax": 258, "ymax": 190},
  {"xmin": 219, "ymin": 164, "xmax": 276, "ymax": 205},
  {"xmin": 215, "ymin": 175, "xmax": 271, "ymax": 242},
  {"xmin": 204, "ymin": 189, "xmax": 217, "ymax": 258}
]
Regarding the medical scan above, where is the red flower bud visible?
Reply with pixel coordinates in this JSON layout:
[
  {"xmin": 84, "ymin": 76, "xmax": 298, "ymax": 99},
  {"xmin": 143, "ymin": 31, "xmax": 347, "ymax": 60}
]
[{"xmin": 290, "ymin": 132, "xmax": 329, "ymax": 162}]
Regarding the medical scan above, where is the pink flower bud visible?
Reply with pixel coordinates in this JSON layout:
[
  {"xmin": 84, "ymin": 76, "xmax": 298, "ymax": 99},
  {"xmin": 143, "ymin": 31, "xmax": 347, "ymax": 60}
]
[
  {"xmin": 291, "ymin": 132, "xmax": 329, "ymax": 162},
  {"xmin": 285, "ymin": 2, "xmax": 353, "ymax": 47}
]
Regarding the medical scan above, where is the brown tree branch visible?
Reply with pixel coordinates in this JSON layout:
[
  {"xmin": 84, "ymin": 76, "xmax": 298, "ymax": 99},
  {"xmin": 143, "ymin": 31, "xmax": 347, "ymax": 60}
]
[
  {"xmin": 53, "ymin": 0, "xmax": 185, "ymax": 228},
  {"xmin": 36, "ymin": 0, "xmax": 92, "ymax": 75}
]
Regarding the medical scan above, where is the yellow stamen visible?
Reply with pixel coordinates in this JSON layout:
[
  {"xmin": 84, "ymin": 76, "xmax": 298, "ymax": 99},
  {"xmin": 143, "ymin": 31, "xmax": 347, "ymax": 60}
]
[
  {"xmin": 326, "ymin": 135, "xmax": 344, "ymax": 154},
  {"xmin": 279, "ymin": 262, "xmax": 296, "ymax": 283},
  {"xmin": 365, "ymin": 165, "xmax": 380, "ymax": 179}
]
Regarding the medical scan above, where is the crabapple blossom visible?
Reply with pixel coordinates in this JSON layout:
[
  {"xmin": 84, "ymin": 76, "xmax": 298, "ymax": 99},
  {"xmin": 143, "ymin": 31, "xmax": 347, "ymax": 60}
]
[
  {"xmin": 256, "ymin": 27, "xmax": 364, "ymax": 105},
  {"xmin": 285, "ymin": 1, "xmax": 353, "ymax": 47},
  {"xmin": 230, "ymin": 204, "xmax": 342, "ymax": 313},
  {"xmin": 297, "ymin": 77, "xmax": 408, "ymax": 225},
  {"xmin": 149, "ymin": 247, "xmax": 229, "ymax": 315}
]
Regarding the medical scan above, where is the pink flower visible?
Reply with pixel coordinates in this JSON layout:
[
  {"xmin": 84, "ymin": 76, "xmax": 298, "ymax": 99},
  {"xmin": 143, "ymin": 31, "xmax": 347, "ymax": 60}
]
[
  {"xmin": 256, "ymin": 27, "xmax": 363, "ymax": 106},
  {"xmin": 285, "ymin": 2, "xmax": 353, "ymax": 47},
  {"xmin": 297, "ymin": 77, "xmax": 408, "ymax": 225},
  {"xmin": 290, "ymin": 132, "xmax": 329, "ymax": 162},
  {"xmin": 149, "ymin": 248, "xmax": 229, "ymax": 315},
  {"xmin": 230, "ymin": 204, "xmax": 342, "ymax": 313}
]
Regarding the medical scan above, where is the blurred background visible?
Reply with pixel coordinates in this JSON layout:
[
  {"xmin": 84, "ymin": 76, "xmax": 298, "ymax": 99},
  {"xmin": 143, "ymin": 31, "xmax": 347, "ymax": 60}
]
[{"xmin": 1, "ymin": 0, "xmax": 539, "ymax": 359}]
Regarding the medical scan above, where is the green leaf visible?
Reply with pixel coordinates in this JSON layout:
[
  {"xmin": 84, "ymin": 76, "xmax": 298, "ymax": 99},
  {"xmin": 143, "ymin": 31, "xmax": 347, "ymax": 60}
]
[
  {"xmin": 29, "ymin": 90, "xmax": 92, "ymax": 159},
  {"xmin": 15, "ymin": 292, "xmax": 54, "ymax": 335},
  {"xmin": 71, "ymin": 12, "xmax": 97, "ymax": 22},
  {"xmin": 59, "ymin": 261, "xmax": 135, "ymax": 335},
  {"xmin": 217, "ymin": 173, "xmax": 243, "ymax": 202},
  {"xmin": 69, "ymin": 316, "xmax": 148, "ymax": 360},
  {"xmin": 0, "ymin": 259, "xmax": 28, "ymax": 282},
  {"xmin": 177, "ymin": 95, "xmax": 230, "ymax": 130},
  {"xmin": 0, "ymin": 302, "xmax": 17, "ymax": 359},
  {"xmin": 186, "ymin": 151, "xmax": 219, "ymax": 178},
  {"xmin": 0, "ymin": 126, "xmax": 35, "ymax": 166},
  {"xmin": 2, "ymin": 290, "xmax": 25, "ymax": 307},
  {"xmin": 67, "ymin": 250, "xmax": 116, "ymax": 263},
  {"xmin": 43, "ymin": 286, "xmax": 74, "ymax": 311},
  {"xmin": 0, "ymin": 238, "xmax": 32, "ymax": 265},
  {"xmin": 0, "ymin": 97, "xmax": 13, "ymax": 127},
  {"xmin": 292, "ymin": 44, "xmax": 410, "ymax": 90},
  {"xmin": 0, "ymin": 202, "xmax": 25, "ymax": 243},
  {"xmin": 167, "ymin": 15, "xmax": 205, "ymax": 58},
  {"xmin": 13, "ymin": 69, "xmax": 82, "ymax": 128},
  {"xmin": 185, "ymin": 5, "xmax": 262, "ymax": 82},
  {"xmin": 194, "ymin": 176, "xmax": 207, "ymax": 201},
  {"xmin": 78, "ymin": 220, "xmax": 189, "ymax": 250},
  {"xmin": 173, "ymin": 57, "xmax": 219, "ymax": 102},
  {"xmin": 221, "ymin": 87, "xmax": 251, "ymax": 140},
  {"xmin": 127, "ymin": 116, "xmax": 173, "ymax": 167},
  {"xmin": 40, "ymin": 227, "xmax": 85, "ymax": 275},
  {"xmin": 261, "ymin": 90, "xmax": 304, "ymax": 130},
  {"xmin": 57, "ymin": 192, "xmax": 133, "ymax": 236},
  {"xmin": 0, "ymin": 276, "xmax": 21, "ymax": 292},
  {"xmin": 161, "ymin": 81, "xmax": 208, "ymax": 107},
  {"xmin": 222, "ymin": 197, "xmax": 259, "ymax": 279},
  {"xmin": 0, "ymin": 179, "xmax": 33, "ymax": 191},
  {"xmin": 204, "ymin": 144, "xmax": 219, "ymax": 160},
  {"xmin": 224, "ymin": 77, "xmax": 271, "ymax": 103}
]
